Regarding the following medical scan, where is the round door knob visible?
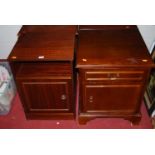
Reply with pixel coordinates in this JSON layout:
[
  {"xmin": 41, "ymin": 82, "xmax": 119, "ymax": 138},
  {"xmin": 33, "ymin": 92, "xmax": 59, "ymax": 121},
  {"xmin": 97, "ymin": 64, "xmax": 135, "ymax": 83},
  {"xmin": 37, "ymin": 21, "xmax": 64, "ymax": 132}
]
[{"xmin": 61, "ymin": 94, "xmax": 66, "ymax": 100}]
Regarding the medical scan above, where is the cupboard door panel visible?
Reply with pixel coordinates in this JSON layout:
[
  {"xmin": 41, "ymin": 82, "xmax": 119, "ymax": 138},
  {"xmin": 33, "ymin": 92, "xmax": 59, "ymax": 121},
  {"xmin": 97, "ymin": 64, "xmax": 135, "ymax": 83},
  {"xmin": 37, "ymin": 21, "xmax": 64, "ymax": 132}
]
[
  {"xmin": 17, "ymin": 79, "xmax": 71, "ymax": 112},
  {"xmin": 84, "ymin": 84, "xmax": 142, "ymax": 113}
]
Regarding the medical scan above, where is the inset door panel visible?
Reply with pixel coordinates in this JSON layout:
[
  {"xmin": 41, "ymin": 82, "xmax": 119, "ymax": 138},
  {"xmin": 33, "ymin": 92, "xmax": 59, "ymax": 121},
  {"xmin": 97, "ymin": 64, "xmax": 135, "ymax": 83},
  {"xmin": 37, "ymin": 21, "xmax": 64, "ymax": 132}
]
[
  {"xmin": 17, "ymin": 79, "xmax": 72, "ymax": 113},
  {"xmin": 83, "ymin": 84, "xmax": 142, "ymax": 113}
]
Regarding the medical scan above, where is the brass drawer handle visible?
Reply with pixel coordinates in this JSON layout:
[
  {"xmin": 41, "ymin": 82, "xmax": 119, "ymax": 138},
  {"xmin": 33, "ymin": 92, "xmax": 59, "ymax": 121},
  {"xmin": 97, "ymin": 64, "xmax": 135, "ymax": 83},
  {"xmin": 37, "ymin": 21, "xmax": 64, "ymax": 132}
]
[
  {"xmin": 108, "ymin": 73, "xmax": 120, "ymax": 80},
  {"xmin": 110, "ymin": 77, "xmax": 117, "ymax": 80}
]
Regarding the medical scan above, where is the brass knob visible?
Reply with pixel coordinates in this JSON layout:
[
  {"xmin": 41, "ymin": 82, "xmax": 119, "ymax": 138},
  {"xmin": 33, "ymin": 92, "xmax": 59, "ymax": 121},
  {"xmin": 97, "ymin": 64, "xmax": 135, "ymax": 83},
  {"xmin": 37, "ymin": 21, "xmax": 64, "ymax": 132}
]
[{"xmin": 61, "ymin": 94, "xmax": 66, "ymax": 100}]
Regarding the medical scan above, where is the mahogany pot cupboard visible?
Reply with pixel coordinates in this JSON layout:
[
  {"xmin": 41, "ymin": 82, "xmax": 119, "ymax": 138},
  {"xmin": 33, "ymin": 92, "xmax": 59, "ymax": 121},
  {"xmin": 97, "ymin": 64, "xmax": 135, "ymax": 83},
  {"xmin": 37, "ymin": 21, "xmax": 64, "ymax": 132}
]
[{"xmin": 8, "ymin": 25, "xmax": 154, "ymax": 125}]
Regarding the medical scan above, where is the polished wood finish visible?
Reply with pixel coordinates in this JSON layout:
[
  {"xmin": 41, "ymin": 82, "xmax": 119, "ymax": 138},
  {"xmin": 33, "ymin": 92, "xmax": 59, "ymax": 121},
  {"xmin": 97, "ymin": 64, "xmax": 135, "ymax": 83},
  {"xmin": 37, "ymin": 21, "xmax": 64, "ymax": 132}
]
[
  {"xmin": 77, "ymin": 28, "xmax": 153, "ymax": 67},
  {"xmin": 18, "ymin": 25, "xmax": 77, "ymax": 36},
  {"xmin": 76, "ymin": 25, "xmax": 153, "ymax": 124},
  {"xmin": 9, "ymin": 25, "xmax": 154, "ymax": 125},
  {"xmin": 78, "ymin": 25, "xmax": 137, "ymax": 31},
  {"xmin": 9, "ymin": 26, "xmax": 77, "ymax": 120},
  {"xmin": 10, "ymin": 26, "xmax": 77, "ymax": 61}
]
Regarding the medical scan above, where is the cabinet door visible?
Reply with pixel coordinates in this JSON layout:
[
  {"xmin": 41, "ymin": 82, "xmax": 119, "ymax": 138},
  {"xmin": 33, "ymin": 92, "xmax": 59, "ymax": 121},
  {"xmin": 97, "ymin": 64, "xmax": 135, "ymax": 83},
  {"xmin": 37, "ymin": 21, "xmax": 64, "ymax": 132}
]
[
  {"xmin": 17, "ymin": 79, "xmax": 71, "ymax": 113},
  {"xmin": 83, "ymin": 84, "xmax": 142, "ymax": 114}
]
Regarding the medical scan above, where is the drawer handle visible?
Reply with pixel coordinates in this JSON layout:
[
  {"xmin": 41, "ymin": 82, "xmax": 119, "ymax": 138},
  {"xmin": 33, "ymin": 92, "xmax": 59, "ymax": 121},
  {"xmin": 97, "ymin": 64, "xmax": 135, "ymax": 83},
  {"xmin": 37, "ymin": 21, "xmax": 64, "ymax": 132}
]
[
  {"xmin": 61, "ymin": 94, "xmax": 66, "ymax": 100},
  {"xmin": 110, "ymin": 77, "xmax": 117, "ymax": 80},
  {"xmin": 108, "ymin": 73, "xmax": 120, "ymax": 80}
]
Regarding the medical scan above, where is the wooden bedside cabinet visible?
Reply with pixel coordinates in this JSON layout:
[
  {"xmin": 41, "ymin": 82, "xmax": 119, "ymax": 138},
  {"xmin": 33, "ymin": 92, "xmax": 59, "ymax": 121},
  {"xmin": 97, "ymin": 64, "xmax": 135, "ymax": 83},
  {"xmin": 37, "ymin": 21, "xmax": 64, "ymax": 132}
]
[
  {"xmin": 76, "ymin": 25, "xmax": 154, "ymax": 124},
  {"xmin": 8, "ymin": 25, "xmax": 77, "ymax": 120}
]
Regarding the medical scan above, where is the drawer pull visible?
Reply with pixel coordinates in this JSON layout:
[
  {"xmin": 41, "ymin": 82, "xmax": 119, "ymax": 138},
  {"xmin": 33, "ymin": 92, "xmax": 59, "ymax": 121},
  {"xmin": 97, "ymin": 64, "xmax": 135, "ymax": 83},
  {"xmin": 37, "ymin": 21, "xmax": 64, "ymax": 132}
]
[
  {"xmin": 85, "ymin": 71, "xmax": 144, "ymax": 81},
  {"xmin": 110, "ymin": 77, "xmax": 117, "ymax": 80},
  {"xmin": 108, "ymin": 73, "xmax": 119, "ymax": 80},
  {"xmin": 61, "ymin": 94, "xmax": 66, "ymax": 100}
]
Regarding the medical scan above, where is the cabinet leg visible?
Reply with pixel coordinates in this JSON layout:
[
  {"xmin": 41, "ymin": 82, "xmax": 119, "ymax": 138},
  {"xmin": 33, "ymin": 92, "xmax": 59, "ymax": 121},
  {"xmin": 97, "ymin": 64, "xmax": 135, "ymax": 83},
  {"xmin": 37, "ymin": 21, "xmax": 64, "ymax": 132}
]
[
  {"xmin": 78, "ymin": 117, "xmax": 89, "ymax": 125},
  {"xmin": 125, "ymin": 115, "xmax": 141, "ymax": 125},
  {"xmin": 78, "ymin": 116, "xmax": 95, "ymax": 125},
  {"xmin": 131, "ymin": 116, "xmax": 141, "ymax": 125}
]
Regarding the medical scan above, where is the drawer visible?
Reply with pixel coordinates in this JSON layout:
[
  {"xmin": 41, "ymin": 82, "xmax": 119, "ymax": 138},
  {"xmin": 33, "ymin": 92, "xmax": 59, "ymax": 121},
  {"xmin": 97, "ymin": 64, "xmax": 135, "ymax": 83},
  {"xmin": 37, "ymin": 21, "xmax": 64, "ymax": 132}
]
[{"xmin": 84, "ymin": 70, "xmax": 145, "ymax": 82}]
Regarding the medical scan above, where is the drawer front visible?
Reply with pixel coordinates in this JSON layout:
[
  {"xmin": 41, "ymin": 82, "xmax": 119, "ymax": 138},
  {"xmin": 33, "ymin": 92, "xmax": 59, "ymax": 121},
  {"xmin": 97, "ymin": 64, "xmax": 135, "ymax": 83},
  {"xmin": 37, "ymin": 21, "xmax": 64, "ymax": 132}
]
[{"xmin": 83, "ymin": 69, "xmax": 145, "ymax": 82}]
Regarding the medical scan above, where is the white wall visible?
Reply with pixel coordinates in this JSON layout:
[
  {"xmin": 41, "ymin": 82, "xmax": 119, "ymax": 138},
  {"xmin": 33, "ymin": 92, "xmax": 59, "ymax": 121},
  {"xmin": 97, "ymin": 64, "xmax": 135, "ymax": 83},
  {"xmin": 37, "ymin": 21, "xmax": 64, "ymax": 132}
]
[
  {"xmin": 0, "ymin": 25, "xmax": 22, "ymax": 59},
  {"xmin": 0, "ymin": 25, "xmax": 155, "ymax": 59},
  {"xmin": 137, "ymin": 25, "xmax": 155, "ymax": 52}
]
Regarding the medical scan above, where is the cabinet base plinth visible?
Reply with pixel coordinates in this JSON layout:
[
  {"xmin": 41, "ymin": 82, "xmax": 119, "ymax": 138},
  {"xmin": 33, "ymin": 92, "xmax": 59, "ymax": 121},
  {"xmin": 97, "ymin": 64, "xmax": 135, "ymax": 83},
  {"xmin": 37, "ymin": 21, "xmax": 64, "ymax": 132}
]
[
  {"xmin": 78, "ymin": 113, "xmax": 141, "ymax": 125},
  {"xmin": 25, "ymin": 113, "xmax": 75, "ymax": 120},
  {"xmin": 125, "ymin": 114, "xmax": 141, "ymax": 125}
]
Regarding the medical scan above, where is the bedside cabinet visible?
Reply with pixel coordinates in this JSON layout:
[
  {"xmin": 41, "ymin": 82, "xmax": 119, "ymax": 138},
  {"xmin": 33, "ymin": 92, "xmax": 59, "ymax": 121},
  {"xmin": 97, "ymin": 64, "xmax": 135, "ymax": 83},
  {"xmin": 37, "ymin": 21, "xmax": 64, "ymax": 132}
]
[
  {"xmin": 9, "ymin": 26, "xmax": 77, "ymax": 120},
  {"xmin": 76, "ymin": 26, "xmax": 154, "ymax": 124}
]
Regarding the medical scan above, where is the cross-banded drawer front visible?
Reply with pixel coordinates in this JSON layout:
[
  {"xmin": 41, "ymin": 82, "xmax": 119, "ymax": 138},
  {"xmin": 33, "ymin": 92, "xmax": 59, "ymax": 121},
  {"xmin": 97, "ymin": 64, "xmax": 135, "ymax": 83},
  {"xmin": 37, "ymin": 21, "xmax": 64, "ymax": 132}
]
[{"xmin": 85, "ymin": 70, "xmax": 145, "ymax": 82}]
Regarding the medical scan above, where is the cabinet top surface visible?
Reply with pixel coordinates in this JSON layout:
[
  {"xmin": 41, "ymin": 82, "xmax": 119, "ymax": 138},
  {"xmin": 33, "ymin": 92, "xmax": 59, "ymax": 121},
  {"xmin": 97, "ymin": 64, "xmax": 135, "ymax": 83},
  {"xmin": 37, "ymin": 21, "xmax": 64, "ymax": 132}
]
[
  {"xmin": 76, "ymin": 26, "xmax": 153, "ymax": 68},
  {"xmin": 78, "ymin": 25, "xmax": 137, "ymax": 31},
  {"xmin": 9, "ymin": 25, "xmax": 77, "ymax": 61}
]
